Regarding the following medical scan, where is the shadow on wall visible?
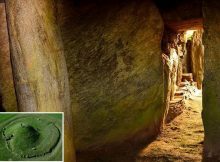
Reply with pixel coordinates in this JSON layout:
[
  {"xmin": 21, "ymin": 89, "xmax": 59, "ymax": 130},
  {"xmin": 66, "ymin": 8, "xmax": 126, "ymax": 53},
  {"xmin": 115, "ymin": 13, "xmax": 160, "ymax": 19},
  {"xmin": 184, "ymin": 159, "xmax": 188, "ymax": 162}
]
[
  {"xmin": 0, "ymin": 95, "xmax": 5, "ymax": 112},
  {"xmin": 77, "ymin": 133, "xmax": 157, "ymax": 162}
]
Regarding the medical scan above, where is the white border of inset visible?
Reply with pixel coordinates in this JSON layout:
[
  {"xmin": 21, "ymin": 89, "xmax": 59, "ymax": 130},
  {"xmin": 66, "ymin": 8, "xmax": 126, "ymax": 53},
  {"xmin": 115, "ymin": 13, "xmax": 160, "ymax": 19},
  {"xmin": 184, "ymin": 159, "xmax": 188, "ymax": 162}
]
[{"xmin": 0, "ymin": 112, "xmax": 64, "ymax": 162}]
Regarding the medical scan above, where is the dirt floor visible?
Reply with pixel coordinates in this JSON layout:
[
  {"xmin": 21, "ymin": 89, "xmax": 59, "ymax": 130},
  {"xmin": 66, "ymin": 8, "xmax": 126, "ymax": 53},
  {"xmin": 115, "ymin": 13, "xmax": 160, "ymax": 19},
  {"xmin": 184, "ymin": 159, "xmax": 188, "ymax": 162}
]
[
  {"xmin": 137, "ymin": 90, "xmax": 204, "ymax": 162},
  {"xmin": 77, "ymin": 89, "xmax": 204, "ymax": 162}
]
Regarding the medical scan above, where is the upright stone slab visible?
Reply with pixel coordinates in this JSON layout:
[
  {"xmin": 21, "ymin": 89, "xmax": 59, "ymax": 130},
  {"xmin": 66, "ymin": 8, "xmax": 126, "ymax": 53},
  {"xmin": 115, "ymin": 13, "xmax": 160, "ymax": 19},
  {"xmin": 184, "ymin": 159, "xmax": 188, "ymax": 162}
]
[
  {"xmin": 191, "ymin": 30, "xmax": 204, "ymax": 89},
  {"xmin": 5, "ymin": 0, "xmax": 75, "ymax": 161},
  {"xmin": 203, "ymin": 0, "xmax": 220, "ymax": 161},
  {"xmin": 0, "ymin": 1, "xmax": 17, "ymax": 112},
  {"xmin": 59, "ymin": 0, "xmax": 165, "ymax": 150}
]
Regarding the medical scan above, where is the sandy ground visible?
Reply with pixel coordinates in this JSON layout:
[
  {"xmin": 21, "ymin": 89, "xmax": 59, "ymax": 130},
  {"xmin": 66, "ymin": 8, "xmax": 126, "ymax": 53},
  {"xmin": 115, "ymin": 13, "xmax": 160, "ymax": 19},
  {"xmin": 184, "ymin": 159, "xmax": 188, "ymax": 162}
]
[{"xmin": 137, "ymin": 90, "xmax": 204, "ymax": 162}]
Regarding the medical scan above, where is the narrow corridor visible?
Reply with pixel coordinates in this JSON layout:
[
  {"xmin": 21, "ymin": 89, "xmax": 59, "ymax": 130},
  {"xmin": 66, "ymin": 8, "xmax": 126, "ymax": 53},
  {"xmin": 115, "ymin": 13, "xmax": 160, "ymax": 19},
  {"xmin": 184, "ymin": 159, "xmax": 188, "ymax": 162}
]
[{"xmin": 137, "ymin": 88, "xmax": 204, "ymax": 162}]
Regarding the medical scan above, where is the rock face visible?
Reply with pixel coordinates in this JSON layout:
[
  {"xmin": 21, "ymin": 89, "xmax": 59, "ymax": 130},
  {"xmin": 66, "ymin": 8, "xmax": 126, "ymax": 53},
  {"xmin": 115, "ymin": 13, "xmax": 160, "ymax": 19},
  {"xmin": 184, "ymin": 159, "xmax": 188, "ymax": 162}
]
[
  {"xmin": 155, "ymin": 0, "xmax": 202, "ymax": 22},
  {"xmin": 59, "ymin": 0, "xmax": 164, "ymax": 150},
  {"xmin": 5, "ymin": 0, "xmax": 75, "ymax": 161},
  {"xmin": 203, "ymin": 0, "xmax": 220, "ymax": 161},
  {"xmin": 191, "ymin": 30, "xmax": 204, "ymax": 89},
  {"xmin": 0, "ymin": 2, "xmax": 17, "ymax": 112}
]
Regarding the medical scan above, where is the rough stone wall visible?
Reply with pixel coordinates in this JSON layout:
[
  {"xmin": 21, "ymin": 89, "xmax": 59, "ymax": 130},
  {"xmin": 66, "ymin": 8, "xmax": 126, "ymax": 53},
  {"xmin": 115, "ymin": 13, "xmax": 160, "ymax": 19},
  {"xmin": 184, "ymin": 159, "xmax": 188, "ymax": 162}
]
[
  {"xmin": 155, "ymin": 0, "xmax": 202, "ymax": 22},
  {"xmin": 203, "ymin": 0, "xmax": 220, "ymax": 161},
  {"xmin": 191, "ymin": 30, "xmax": 204, "ymax": 89},
  {"xmin": 0, "ymin": 2, "xmax": 17, "ymax": 112},
  {"xmin": 162, "ymin": 30, "xmax": 183, "ymax": 112},
  {"xmin": 5, "ymin": 0, "xmax": 76, "ymax": 161},
  {"xmin": 58, "ymin": 0, "xmax": 164, "ymax": 150}
]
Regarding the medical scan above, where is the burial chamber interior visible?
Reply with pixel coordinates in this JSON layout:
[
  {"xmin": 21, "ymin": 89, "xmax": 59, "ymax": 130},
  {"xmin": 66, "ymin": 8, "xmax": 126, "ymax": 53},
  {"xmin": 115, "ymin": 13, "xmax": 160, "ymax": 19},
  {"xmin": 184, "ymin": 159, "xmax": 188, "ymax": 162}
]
[{"xmin": 0, "ymin": 0, "xmax": 220, "ymax": 161}]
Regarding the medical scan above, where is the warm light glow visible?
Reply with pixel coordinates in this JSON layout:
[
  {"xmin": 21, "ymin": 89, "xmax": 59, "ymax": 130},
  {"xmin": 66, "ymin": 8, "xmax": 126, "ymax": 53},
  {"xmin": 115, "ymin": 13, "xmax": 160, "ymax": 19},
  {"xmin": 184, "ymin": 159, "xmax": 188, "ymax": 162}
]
[{"xmin": 185, "ymin": 30, "xmax": 197, "ymax": 40}]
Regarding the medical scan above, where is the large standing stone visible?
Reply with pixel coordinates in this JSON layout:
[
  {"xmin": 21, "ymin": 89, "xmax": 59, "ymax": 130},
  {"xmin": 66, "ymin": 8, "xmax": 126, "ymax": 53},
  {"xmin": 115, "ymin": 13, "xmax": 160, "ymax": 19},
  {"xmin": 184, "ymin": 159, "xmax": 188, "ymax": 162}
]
[
  {"xmin": 191, "ymin": 30, "xmax": 204, "ymax": 89},
  {"xmin": 203, "ymin": 0, "xmax": 220, "ymax": 161},
  {"xmin": 5, "ymin": 0, "xmax": 75, "ymax": 161},
  {"xmin": 59, "ymin": 0, "xmax": 164, "ymax": 150},
  {"xmin": 0, "ymin": 1, "xmax": 17, "ymax": 112}
]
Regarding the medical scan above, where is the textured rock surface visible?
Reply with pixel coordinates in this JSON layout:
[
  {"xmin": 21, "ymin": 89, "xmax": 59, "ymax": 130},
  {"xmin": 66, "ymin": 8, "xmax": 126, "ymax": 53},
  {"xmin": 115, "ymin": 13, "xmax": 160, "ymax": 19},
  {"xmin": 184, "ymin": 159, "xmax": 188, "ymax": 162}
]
[
  {"xmin": 191, "ymin": 30, "xmax": 204, "ymax": 89},
  {"xmin": 5, "ymin": 0, "xmax": 75, "ymax": 161},
  {"xmin": 162, "ymin": 30, "xmax": 184, "ymax": 125},
  {"xmin": 155, "ymin": 0, "xmax": 202, "ymax": 23},
  {"xmin": 166, "ymin": 99, "xmax": 184, "ymax": 123},
  {"xmin": 203, "ymin": 0, "xmax": 220, "ymax": 161},
  {"xmin": 0, "ymin": 2, "xmax": 17, "ymax": 112},
  {"xmin": 59, "ymin": 0, "xmax": 164, "ymax": 150}
]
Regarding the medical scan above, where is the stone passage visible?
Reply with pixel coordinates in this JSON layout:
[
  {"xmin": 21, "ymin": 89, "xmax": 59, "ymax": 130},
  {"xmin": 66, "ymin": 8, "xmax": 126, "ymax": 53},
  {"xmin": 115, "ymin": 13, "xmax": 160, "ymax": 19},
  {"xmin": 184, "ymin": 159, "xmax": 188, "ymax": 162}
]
[
  {"xmin": 0, "ymin": 114, "xmax": 62, "ymax": 161},
  {"xmin": 137, "ymin": 89, "xmax": 204, "ymax": 162}
]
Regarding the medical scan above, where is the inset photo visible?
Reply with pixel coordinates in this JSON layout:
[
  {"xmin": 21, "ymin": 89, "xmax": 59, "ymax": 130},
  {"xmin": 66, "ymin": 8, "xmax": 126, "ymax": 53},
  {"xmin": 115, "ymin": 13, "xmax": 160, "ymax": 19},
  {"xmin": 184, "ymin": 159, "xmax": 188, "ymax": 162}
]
[{"xmin": 0, "ymin": 112, "xmax": 63, "ymax": 162}]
